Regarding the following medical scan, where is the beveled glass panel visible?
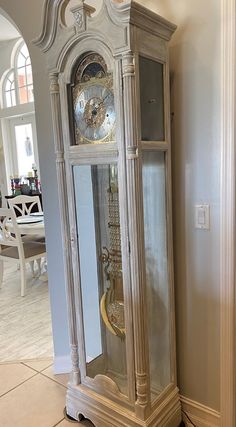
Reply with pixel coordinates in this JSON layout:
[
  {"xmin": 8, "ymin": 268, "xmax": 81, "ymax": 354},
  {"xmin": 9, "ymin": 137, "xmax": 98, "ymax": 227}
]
[
  {"xmin": 74, "ymin": 164, "xmax": 127, "ymax": 395},
  {"xmin": 139, "ymin": 56, "xmax": 164, "ymax": 141},
  {"xmin": 142, "ymin": 151, "xmax": 171, "ymax": 401}
]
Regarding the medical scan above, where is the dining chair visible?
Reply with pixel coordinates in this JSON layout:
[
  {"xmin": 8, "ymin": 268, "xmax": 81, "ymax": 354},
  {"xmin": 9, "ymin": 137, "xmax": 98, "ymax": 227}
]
[
  {"xmin": 8, "ymin": 195, "xmax": 46, "ymax": 275},
  {"xmin": 8, "ymin": 194, "xmax": 45, "ymax": 243},
  {"xmin": 7, "ymin": 195, "xmax": 43, "ymax": 216},
  {"xmin": 0, "ymin": 208, "xmax": 46, "ymax": 297}
]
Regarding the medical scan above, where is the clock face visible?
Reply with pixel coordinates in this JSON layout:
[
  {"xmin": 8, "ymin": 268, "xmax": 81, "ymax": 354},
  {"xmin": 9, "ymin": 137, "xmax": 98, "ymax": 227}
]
[{"xmin": 74, "ymin": 82, "xmax": 115, "ymax": 143}]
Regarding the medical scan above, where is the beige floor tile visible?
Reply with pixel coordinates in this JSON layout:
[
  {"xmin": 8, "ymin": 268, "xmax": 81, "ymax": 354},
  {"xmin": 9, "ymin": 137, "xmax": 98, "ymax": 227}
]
[
  {"xmin": 56, "ymin": 419, "xmax": 78, "ymax": 426},
  {"xmin": 0, "ymin": 373, "xmax": 66, "ymax": 427},
  {"xmin": 0, "ymin": 363, "xmax": 36, "ymax": 397},
  {"xmin": 57, "ymin": 418, "xmax": 94, "ymax": 426},
  {"xmin": 23, "ymin": 358, "xmax": 53, "ymax": 372},
  {"xmin": 42, "ymin": 365, "xmax": 69, "ymax": 387}
]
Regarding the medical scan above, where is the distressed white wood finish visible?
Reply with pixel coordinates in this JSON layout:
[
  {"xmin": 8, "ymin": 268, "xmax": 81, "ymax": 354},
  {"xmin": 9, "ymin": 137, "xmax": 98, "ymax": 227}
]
[
  {"xmin": 114, "ymin": 57, "xmax": 136, "ymax": 405},
  {"xmin": 34, "ymin": 1, "xmax": 180, "ymax": 426},
  {"xmin": 122, "ymin": 51, "xmax": 150, "ymax": 420},
  {"xmin": 49, "ymin": 72, "xmax": 80, "ymax": 386}
]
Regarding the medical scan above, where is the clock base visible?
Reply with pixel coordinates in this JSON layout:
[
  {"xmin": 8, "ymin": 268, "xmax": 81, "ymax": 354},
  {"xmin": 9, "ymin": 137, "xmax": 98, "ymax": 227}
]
[{"xmin": 66, "ymin": 384, "xmax": 181, "ymax": 427}]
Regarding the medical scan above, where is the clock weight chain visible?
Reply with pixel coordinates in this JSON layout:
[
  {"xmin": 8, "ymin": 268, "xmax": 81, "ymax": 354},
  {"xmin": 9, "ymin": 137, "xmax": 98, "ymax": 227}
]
[{"xmin": 100, "ymin": 165, "xmax": 125, "ymax": 339}]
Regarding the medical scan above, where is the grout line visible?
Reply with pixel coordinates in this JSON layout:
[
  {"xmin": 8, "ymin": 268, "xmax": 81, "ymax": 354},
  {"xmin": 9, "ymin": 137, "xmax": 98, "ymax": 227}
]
[
  {"xmin": 51, "ymin": 417, "xmax": 67, "ymax": 426},
  {"xmin": 0, "ymin": 358, "xmax": 53, "ymax": 366},
  {"xmin": 39, "ymin": 371, "xmax": 68, "ymax": 389},
  {"xmin": 21, "ymin": 360, "xmax": 53, "ymax": 373},
  {"xmin": 0, "ymin": 372, "xmax": 39, "ymax": 399}
]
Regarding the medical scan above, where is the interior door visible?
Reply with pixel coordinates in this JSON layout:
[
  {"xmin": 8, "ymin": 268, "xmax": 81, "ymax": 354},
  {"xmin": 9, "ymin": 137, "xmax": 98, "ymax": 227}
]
[{"xmin": 8, "ymin": 114, "xmax": 39, "ymax": 179}]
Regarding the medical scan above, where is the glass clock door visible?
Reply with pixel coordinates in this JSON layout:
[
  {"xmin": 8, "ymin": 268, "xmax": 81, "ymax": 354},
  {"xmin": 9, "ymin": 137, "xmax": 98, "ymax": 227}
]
[
  {"xmin": 73, "ymin": 163, "xmax": 127, "ymax": 396},
  {"xmin": 142, "ymin": 151, "xmax": 171, "ymax": 401},
  {"xmin": 139, "ymin": 56, "xmax": 165, "ymax": 141}
]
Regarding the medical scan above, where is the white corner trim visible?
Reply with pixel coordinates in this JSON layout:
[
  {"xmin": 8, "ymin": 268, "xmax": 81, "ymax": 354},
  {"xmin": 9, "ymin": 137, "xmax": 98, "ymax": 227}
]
[
  {"xmin": 181, "ymin": 396, "xmax": 220, "ymax": 427},
  {"xmin": 53, "ymin": 354, "xmax": 72, "ymax": 374},
  {"xmin": 220, "ymin": 0, "xmax": 236, "ymax": 426}
]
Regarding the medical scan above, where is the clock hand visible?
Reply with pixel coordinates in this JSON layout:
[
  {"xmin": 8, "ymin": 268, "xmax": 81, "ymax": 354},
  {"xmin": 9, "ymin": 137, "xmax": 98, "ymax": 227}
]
[
  {"xmin": 94, "ymin": 92, "xmax": 110, "ymax": 110},
  {"xmin": 102, "ymin": 92, "xmax": 110, "ymax": 103}
]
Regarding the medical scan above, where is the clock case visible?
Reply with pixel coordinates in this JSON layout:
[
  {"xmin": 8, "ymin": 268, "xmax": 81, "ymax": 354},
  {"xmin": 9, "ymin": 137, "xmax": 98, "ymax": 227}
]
[{"xmin": 34, "ymin": 1, "xmax": 181, "ymax": 426}]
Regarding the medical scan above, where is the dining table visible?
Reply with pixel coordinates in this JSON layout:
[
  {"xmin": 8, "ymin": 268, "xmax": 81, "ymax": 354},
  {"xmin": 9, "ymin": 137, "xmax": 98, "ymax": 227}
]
[{"xmin": 14, "ymin": 214, "xmax": 45, "ymax": 236}]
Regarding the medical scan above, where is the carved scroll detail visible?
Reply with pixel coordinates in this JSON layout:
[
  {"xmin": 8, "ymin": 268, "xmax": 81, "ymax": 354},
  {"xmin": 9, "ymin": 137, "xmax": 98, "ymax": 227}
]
[
  {"xmin": 70, "ymin": 1, "xmax": 95, "ymax": 33},
  {"xmin": 74, "ymin": 10, "xmax": 83, "ymax": 28}
]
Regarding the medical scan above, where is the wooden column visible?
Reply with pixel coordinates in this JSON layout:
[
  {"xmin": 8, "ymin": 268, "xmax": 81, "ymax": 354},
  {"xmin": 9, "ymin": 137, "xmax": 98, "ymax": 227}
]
[
  {"xmin": 122, "ymin": 53, "xmax": 150, "ymax": 419},
  {"xmin": 49, "ymin": 72, "xmax": 80, "ymax": 385}
]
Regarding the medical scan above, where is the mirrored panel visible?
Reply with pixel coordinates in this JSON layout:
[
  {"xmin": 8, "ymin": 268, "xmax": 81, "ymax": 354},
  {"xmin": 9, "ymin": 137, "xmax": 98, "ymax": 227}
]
[
  {"xmin": 142, "ymin": 151, "xmax": 171, "ymax": 401},
  {"xmin": 74, "ymin": 164, "xmax": 127, "ymax": 395},
  {"xmin": 139, "ymin": 56, "xmax": 164, "ymax": 141},
  {"xmin": 72, "ymin": 53, "xmax": 116, "ymax": 145}
]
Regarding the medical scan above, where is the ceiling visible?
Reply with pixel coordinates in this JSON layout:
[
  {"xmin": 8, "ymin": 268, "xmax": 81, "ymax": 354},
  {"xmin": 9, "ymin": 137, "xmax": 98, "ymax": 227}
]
[{"xmin": 0, "ymin": 14, "xmax": 20, "ymax": 41}]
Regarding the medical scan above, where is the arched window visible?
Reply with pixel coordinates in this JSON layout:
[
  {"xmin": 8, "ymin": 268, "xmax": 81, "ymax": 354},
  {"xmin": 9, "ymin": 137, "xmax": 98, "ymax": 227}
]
[
  {"xmin": 4, "ymin": 71, "xmax": 16, "ymax": 108},
  {"xmin": 16, "ymin": 42, "xmax": 34, "ymax": 104},
  {"xmin": 2, "ymin": 41, "xmax": 34, "ymax": 108}
]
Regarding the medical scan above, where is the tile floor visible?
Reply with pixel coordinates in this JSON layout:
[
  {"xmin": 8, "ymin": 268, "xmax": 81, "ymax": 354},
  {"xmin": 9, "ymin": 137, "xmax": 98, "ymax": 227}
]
[
  {"xmin": 0, "ymin": 263, "xmax": 94, "ymax": 426},
  {"xmin": 0, "ymin": 359, "xmax": 94, "ymax": 426}
]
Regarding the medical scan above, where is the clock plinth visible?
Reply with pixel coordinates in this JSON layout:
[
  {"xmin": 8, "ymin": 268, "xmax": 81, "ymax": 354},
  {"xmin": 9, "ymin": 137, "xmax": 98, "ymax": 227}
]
[{"xmin": 35, "ymin": 1, "xmax": 181, "ymax": 426}]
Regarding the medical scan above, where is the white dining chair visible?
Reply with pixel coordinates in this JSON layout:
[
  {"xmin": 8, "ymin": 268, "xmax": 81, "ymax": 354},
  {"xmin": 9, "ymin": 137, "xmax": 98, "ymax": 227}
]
[
  {"xmin": 8, "ymin": 195, "xmax": 45, "ymax": 242},
  {"xmin": 8, "ymin": 195, "xmax": 46, "ymax": 275},
  {"xmin": 7, "ymin": 195, "xmax": 43, "ymax": 216},
  {"xmin": 0, "ymin": 208, "xmax": 46, "ymax": 297}
]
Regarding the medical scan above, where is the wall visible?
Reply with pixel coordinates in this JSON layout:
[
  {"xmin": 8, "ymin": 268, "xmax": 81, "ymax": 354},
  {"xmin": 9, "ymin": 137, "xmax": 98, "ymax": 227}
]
[
  {"xmin": 137, "ymin": 0, "xmax": 221, "ymax": 411},
  {"xmin": 0, "ymin": 2, "xmax": 70, "ymax": 369},
  {"xmin": 0, "ymin": 38, "xmax": 18, "ymax": 81}
]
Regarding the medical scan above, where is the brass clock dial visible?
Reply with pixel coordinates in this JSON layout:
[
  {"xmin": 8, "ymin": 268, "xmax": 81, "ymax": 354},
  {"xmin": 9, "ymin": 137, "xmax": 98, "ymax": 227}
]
[{"xmin": 74, "ymin": 82, "xmax": 115, "ymax": 143}]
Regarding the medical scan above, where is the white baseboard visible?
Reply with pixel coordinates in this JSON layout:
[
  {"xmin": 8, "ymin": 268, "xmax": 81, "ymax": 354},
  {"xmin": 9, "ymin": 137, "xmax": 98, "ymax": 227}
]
[
  {"xmin": 53, "ymin": 354, "xmax": 71, "ymax": 374},
  {"xmin": 180, "ymin": 396, "xmax": 220, "ymax": 427}
]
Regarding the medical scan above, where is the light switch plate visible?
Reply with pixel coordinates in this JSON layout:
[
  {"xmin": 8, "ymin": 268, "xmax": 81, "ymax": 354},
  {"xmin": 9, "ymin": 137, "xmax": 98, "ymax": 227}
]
[{"xmin": 195, "ymin": 204, "xmax": 210, "ymax": 230}]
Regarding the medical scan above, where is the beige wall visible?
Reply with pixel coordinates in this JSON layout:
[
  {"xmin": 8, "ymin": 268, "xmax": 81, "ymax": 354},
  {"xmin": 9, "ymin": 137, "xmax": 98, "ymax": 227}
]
[{"xmin": 0, "ymin": 0, "xmax": 221, "ymax": 410}]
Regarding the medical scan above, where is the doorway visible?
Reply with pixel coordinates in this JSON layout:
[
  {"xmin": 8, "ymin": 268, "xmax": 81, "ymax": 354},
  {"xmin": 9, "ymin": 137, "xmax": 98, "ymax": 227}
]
[{"xmin": 0, "ymin": 22, "xmax": 53, "ymax": 364}]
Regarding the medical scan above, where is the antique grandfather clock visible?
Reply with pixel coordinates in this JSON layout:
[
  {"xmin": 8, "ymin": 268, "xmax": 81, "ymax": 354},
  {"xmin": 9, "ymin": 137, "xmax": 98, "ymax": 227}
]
[{"xmin": 35, "ymin": 0, "xmax": 180, "ymax": 425}]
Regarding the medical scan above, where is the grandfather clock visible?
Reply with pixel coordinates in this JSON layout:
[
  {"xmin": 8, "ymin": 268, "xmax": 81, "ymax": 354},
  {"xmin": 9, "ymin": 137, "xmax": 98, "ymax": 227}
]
[{"xmin": 35, "ymin": 0, "xmax": 180, "ymax": 425}]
